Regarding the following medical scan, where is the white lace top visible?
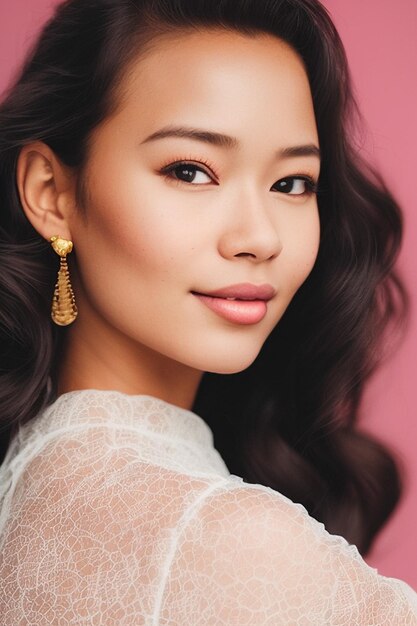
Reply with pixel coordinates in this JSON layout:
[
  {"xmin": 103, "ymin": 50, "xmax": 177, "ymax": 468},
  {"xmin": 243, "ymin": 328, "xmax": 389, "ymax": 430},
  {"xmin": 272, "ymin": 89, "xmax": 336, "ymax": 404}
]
[{"xmin": 0, "ymin": 388, "xmax": 416, "ymax": 625}]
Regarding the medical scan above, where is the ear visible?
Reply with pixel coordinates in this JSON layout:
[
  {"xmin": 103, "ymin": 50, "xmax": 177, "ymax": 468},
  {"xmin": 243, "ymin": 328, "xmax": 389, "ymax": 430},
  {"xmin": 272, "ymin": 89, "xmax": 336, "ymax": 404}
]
[{"xmin": 16, "ymin": 141, "xmax": 78, "ymax": 242}]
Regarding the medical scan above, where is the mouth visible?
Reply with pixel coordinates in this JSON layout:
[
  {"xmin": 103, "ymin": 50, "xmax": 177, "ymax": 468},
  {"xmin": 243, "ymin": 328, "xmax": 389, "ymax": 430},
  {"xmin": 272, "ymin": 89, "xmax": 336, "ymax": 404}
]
[
  {"xmin": 191, "ymin": 291, "xmax": 257, "ymax": 301},
  {"xmin": 191, "ymin": 291, "xmax": 269, "ymax": 325},
  {"xmin": 190, "ymin": 282, "xmax": 276, "ymax": 301}
]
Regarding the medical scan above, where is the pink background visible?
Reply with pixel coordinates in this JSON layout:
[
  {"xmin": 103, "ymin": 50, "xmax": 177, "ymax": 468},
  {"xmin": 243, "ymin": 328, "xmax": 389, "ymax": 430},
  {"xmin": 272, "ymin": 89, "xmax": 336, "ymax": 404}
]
[{"xmin": 1, "ymin": 0, "xmax": 416, "ymax": 587}]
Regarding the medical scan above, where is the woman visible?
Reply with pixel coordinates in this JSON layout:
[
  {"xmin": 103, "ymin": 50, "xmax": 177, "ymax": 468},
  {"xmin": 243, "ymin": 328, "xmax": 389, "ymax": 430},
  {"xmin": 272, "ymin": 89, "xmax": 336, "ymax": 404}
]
[{"xmin": 0, "ymin": 0, "xmax": 416, "ymax": 623}]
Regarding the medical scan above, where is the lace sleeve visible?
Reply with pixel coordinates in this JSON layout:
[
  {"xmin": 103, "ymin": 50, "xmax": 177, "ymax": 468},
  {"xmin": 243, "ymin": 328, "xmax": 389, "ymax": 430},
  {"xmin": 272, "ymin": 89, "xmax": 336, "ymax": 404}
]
[
  {"xmin": 160, "ymin": 480, "xmax": 417, "ymax": 625},
  {"xmin": 1, "ymin": 426, "xmax": 416, "ymax": 625},
  {"xmin": 0, "ymin": 427, "xmax": 227, "ymax": 625}
]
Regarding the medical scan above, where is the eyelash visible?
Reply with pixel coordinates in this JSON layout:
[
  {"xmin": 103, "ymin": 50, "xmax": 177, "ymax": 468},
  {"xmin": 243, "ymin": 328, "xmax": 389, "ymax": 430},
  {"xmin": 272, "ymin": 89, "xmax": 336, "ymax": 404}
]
[{"xmin": 158, "ymin": 156, "xmax": 319, "ymax": 196}]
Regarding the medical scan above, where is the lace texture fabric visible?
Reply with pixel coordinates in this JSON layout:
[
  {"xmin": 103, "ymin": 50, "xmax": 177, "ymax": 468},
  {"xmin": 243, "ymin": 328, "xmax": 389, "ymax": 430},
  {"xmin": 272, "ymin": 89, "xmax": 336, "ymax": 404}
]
[{"xmin": 0, "ymin": 388, "xmax": 416, "ymax": 625}]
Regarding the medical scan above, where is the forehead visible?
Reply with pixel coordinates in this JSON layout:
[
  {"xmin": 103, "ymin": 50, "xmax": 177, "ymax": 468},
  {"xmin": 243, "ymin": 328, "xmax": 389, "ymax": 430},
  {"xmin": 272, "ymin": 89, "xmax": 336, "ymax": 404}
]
[{"xmin": 103, "ymin": 29, "xmax": 318, "ymax": 149}]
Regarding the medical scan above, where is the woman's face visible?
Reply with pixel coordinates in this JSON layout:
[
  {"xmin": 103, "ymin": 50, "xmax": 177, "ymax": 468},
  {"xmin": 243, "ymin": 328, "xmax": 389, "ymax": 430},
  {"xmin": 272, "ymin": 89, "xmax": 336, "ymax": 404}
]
[{"xmin": 68, "ymin": 29, "xmax": 321, "ymax": 376}]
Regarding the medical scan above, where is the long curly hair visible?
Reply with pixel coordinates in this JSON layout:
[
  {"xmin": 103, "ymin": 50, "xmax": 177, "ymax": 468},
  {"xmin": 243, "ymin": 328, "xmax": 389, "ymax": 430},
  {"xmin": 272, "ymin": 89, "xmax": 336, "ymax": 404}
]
[{"xmin": 0, "ymin": 0, "xmax": 409, "ymax": 555}]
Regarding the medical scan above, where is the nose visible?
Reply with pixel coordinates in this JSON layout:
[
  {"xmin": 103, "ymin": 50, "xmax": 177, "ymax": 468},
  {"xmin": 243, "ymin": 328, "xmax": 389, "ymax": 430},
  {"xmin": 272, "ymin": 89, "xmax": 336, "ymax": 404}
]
[{"xmin": 217, "ymin": 187, "xmax": 283, "ymax": 263}]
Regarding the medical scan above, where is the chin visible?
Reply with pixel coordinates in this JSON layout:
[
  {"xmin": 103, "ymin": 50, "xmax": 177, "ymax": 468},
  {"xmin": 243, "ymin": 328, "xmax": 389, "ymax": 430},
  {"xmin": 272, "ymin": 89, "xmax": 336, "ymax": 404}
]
[{"xmin": 197, "ymin": 349, "xmax": 262, "ymax": 375}]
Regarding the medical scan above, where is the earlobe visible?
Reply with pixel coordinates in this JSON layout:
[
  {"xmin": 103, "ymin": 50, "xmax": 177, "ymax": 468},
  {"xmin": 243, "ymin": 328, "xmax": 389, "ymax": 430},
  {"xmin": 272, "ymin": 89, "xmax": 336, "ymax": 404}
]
[{"xmin": 16, "ymin": 142, "xmax": 73, "ymax": 241}]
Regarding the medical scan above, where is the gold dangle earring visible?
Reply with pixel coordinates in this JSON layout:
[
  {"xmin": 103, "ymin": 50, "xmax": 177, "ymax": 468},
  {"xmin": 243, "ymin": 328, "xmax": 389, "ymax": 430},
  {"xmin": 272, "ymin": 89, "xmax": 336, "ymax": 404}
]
[{"xmin": 50, "ymin": 235, "xmax": 78, "ymax": 326}]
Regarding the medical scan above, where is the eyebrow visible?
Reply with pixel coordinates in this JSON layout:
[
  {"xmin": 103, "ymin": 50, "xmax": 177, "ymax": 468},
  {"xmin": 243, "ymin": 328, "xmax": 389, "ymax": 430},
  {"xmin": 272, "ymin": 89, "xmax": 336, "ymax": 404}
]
[{"xmin": 140, "ymin": 125, "xmax": 321, "ymax": 161}]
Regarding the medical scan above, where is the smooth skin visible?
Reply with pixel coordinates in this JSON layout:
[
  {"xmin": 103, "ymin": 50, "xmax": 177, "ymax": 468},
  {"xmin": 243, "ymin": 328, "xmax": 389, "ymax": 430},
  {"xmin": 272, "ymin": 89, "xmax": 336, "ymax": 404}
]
[{"xmin": 16, "ymin": 29, "xmax": 321, "ymax": 410}]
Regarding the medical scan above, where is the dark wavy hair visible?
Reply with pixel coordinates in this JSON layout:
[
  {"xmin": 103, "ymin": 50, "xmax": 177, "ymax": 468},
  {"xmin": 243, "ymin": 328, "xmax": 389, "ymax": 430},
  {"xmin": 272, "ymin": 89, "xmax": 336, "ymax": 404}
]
[{"xmin": 0, "ymin": 0, "xmax": 410, "ymax": 556}]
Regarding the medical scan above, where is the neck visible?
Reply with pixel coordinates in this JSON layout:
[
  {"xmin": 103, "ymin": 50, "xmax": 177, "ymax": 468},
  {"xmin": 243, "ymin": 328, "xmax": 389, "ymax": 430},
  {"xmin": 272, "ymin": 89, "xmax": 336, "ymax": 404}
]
[{"xmin": 56, "ymin": 301, "xmax": 203, "ymax": 412}]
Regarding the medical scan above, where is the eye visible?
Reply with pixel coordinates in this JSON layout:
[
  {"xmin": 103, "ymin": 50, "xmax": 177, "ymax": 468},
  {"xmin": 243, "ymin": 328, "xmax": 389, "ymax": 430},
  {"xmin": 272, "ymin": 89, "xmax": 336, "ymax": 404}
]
[
  {"xmin": 272, "ymin": 176, "xmax": 318, "ymax": 196},
  {"xmin": 160, "ymin": 161, "xmax": 214, "ymax": 185},
  {"xmin": 159, "ymin": 160, "xmax": 318, "ymax": 197}
]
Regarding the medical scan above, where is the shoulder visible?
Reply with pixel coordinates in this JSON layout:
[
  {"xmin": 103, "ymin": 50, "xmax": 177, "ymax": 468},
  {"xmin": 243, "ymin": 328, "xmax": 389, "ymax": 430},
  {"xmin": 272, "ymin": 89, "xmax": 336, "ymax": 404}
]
[
  {"xmin": 11, "ymin": 424, "xmax": 220, "ymax": 513},
  {"xmin": 174, "ymin": 476, "xmax": 360, "ymax": 569},
  {"xmin": 0, "ymin": 428, "xmax": 225, "ymax": 623},
  {"xmin": 182, "ymin": 475, "xmax": 351, "ymax": 549},
  {"xmin": 160, "ymin": 477, "xmax": 417, "ymax": 625},
  {"xmin": 1, "ymin": 423, "xmax": 225, "ymax": 568}
]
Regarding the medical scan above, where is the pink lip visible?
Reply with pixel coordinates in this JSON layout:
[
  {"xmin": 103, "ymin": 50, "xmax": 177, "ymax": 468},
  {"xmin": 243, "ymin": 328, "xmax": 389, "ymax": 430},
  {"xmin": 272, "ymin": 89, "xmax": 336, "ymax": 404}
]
[{"xmin": 191, "ymin": 282, "xmax": 275, "ymax": 325}]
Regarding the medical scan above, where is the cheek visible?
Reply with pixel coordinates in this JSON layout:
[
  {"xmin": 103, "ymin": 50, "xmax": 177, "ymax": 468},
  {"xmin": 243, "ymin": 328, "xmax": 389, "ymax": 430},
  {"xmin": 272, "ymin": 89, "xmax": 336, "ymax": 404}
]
[
  {"xmin": 84, "ymin": 150, "xmax": 218, "ymax": 272},
  {"xmin": 285, "ymin": 207, "xmax": 320, "ymax": 291},
  {"xmin": 74, "ymin": 202, "xmax": 202, "ymax": 337},
  {"xmin": 89, "ymin": 214, "xmax": 182, "ymax": 296},
  {"xmin": 82, "ymin": 171, "xmax": 182, "ymax": 280}
]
